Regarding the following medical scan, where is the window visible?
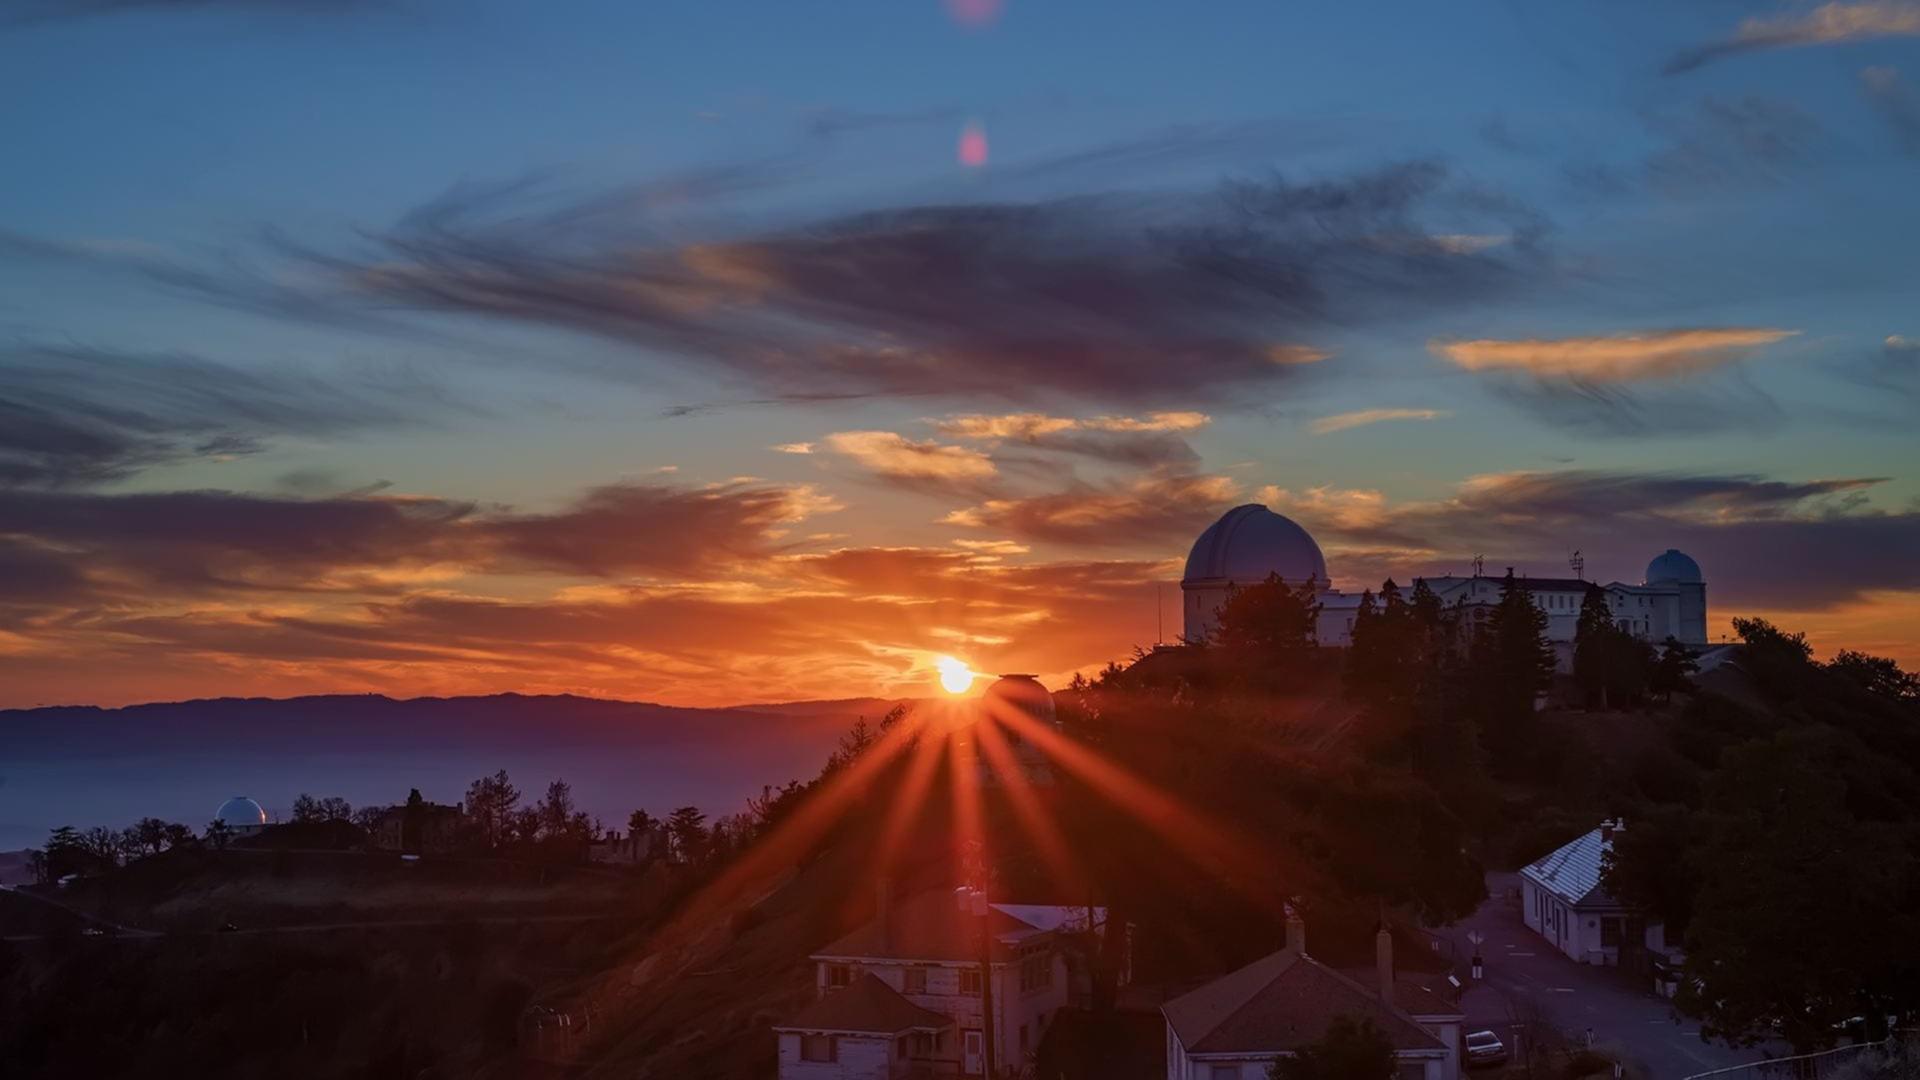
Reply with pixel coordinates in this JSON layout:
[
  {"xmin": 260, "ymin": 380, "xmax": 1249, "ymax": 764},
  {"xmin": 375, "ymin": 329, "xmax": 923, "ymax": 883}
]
[
  {"xmin": 1397, "ymin": 1064, "xmax": 1427, "ymax": 1080},
  {"xmin": 903, "ymin": 966, "xmax": 927, "ymax": 994},
  {"xmin": 899, "ymin": 1036, "xmax": 911, "ymax": 1058},
  {"xmin": 959, "ymin": 968, "xmax": 983, "ymax": 995},
  {"xmin": 1601, "ymin": 918, "xmax": 1622, "ymax": 948},
  {"xmin": 1020, "ymin": 951, "xmax": 1053, "ymax": 992},
  {"xmin": 826, "ymin": 963, "xmax": 853, "ymax": 989},
  {"xmin": 800, "ymin": 1034, "xmax": 836, "ymax": 1062},
  {"xmin": 1210, "ymin": 1065, "xmax": 1242, "ymax": 1080}
]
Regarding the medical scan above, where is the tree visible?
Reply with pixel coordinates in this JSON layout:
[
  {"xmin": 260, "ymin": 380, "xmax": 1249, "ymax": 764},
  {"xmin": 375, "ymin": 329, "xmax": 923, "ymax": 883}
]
[
  {"xmin": 666, "ymin": 805, "xmax": 708, "ymax": 864},
  {"xmin": 1212, "ymin": 573, "xmax": 1322, "ymax": 656},
  {"xmin": 402, "ymin": 788, "xmax": 427, "ymax": 852},
  {"xmin": 1675, "ymin": 732, "xmax": 1917, "ymax": 1050},
  {"xmin": 1267, "ymin": 1015, "xmax": 1395, "ymax": 1080},
  {"xmin": 291, "ymin": 793, "xmax": 321, "ymax": 823},
  {"xmin": 538, "ymin": 779, "xmax": 576, "ymax": 841},
  {"xmin": 316, "ymin": 796, "xmax": 353, "ymax": 823},
  {"xmin": 464, "ymin": 770, "xmax": 520, "ymax": 851},
  {"xmin": 1473, "ymin": 571, "xmax": 1556, "ymax": 774},
  {"xmin": 162, "ymin": 822, "xmax": 196, "ymax": 850},
  {"xmin": 1649, "ymin": 638, "xmax": 1699, "ymax": 702},
  {"xmin": 1600, "ymin": 805, "xmax": 1699, "ymax": 942},
  {"xmin": 204, "ymin": 818, "xmax": 233, "ymax": 850},
  {"xmin": 626, "ymin": 808, "xmax": 657, "ymax": 838},
  {"xmin": 79, "ymin": 826, "xmax": 121, "ymax": 869},
  {"xmin": 1829, "ymin": 650, "xmax": 1920, "ymax": 704}
]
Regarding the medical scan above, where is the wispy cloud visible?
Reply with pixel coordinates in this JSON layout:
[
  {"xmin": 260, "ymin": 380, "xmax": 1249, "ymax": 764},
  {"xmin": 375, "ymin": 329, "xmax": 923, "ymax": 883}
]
[
  {"xmin": 1432, "ymin": 328, "xmax": 1798, "ymax": 382},
  {"xmin": 933, "ymin": 411, "xmax": 1210, "ymax": 469},
  {"xmin": 943, "ymin": 472, "xmax": 1239, "ymax": 547},
  {"xmin": 2, "ymin": 159, "xmax": 1546, "ymax": 408},
  {"xmin": 771, "ymin": 442, "xmax": 815, "ymax": 455},
  {"xmin": 822, "ymin": 431, "xmax": 997, "ymax": 487},
  {"xmin": 1666, "ymin": 1, "xmax": 1920, "ymax": 74},
  {"xmin": 1309, "ymin": 408, "xmax": 1447, "ymax": 435},
  {"xmin": 0, "ymin": 344, "xmax": 448, "ymax": 488},
  {"xmin": 1861, "ymin": 67, "xmax": 1920, "ymax": 153}
]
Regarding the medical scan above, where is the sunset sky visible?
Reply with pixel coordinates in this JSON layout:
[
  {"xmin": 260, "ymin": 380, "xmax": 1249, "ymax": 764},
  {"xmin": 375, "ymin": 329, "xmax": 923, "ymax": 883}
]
[{"xmin": 2, "ymin": 0, "xmax": 1917, "ymax": 708}]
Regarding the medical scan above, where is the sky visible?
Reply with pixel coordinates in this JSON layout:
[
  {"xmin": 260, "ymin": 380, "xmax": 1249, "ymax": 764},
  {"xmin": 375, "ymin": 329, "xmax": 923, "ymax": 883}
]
[{"xmin": 1, "ymin": 0, "xmax": 1917, "ymax": 708}]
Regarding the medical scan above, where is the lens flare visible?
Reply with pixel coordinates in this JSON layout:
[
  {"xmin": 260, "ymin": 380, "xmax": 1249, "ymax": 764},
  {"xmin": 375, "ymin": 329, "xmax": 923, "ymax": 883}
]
[
  {"xmin": 936, "ymin": 655, "xmax": 975, "ymax": 694},
  {"xmin": 957, "ymin": 121, "xmax": 988, "ymax": 168}
]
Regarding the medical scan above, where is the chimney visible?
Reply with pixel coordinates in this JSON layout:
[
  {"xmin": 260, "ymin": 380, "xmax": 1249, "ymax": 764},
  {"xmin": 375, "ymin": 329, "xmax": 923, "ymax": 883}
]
[
  {"xmin": 1376, "ymin": 925, "xmax": 1394, "ymax": 1003},
  {"xmin": 876, "ymin": 876, "xmax": 892, "ymax": 952},
  {"xmin": 1600, "ymin": 819, "xmax": 1617, "ymax": 844},
  {"xmin": 1284, "ymin": 905, "xmax": 1306, "ymax": 956}
]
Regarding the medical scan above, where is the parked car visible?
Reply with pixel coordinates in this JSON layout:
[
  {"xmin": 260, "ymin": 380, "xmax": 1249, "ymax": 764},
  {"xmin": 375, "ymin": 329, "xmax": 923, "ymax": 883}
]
[{"xmin": 1465, "ymin": 1029, "xmax": 1509, "ymax": 1068}]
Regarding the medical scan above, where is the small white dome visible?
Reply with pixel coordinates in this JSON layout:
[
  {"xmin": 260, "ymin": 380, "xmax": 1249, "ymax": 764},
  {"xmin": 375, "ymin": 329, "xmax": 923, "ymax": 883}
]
[
  {"xmin": 1183, "ymin": 504, "xmax": 1327, "ymax": 587},
  {"xmin": 216, "ymin": 796, "xmax": 267, "ymax": 828},
  {"xmin": 983, "ymin": 673, "xmax": 1056, "ymax": 728},
  {"xmin": 1645, "ymin": 549, "xmax": 1702, "ymax": 584}
]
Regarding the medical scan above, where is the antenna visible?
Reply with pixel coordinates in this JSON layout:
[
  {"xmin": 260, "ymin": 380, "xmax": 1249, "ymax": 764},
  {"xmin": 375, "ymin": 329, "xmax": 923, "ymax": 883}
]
[
  {"xmin": 1156, "ymin": 583, "xmax": 1164, "ymax": 645},
  {"xmin": 1569, "ymin": 549, "xmax": 1585, "ymax": 580},
  {"xmin": 1471, "ymin": 554, "xmax": 1484, "ymax": 578}
]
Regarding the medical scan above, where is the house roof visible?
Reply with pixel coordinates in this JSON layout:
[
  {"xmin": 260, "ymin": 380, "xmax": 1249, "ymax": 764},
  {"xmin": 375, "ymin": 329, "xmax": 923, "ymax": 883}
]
[
  {"xmin": 1162, "ymin": 949, "xmax": 1447, "ymax": 1056},
  {"xmin": 774, "ymin": 974, "xmax": 954, "ymax": 1036},
  {"xmin": 1336, "ymin": 970, "xmax": 1464, "ymax": 1019},
  {"xmin": 813, "ymin": 889, "xmax": 1091, "ymax": 964},
  {"xmin": 1519, "ymin": 823, "xmax": 1621, "ymax": 908}
]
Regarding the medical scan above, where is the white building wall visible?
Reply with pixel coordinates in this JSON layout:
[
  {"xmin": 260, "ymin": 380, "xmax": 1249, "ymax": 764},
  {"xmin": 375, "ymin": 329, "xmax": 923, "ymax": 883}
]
[
  {"xmin": 818, "ymin": 953, "xmax": 1069, "ymax": 1072},
  {"xmin": 777, "ymin": 1032, "xmax": 895, "ymax": 1080}
]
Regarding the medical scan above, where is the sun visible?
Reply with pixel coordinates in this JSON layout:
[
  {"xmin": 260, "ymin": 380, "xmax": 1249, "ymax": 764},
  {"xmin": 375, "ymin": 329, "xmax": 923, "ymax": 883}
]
[{"xmin": 935, "ymin": 655, "xmax": 975, "ymax": 695}]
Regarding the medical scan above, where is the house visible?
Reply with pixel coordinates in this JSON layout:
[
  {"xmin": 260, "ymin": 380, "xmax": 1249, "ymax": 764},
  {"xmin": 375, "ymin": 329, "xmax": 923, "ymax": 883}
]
[
  {"xmin": 774, "ymin": 886, "xmax": 1115, "ymax": 1078},
  {"xmin": 1162, "ymin": 915, "xmax": 1463, "ymax": 1080},
  {"xmin": 587, "ymin": 826, "xmax": 661, "ymax": 866},
  {"xmin": 369, "ymin": 800, "xmax": 465, "ymax": 854},
  {"xmin": 1519, "ymin": 819, "xmax": 1666, "ymax": 967}
]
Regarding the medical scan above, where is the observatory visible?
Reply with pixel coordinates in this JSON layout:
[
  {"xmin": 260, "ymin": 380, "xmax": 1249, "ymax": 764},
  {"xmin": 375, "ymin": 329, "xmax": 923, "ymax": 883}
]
[
  {"xmin": 1179, "ymin": 505, "xmax": 1708, "ymax": 651},
  {"xmin": 215, "ymin": 795, "xmax": 269, "ymax": 837}
]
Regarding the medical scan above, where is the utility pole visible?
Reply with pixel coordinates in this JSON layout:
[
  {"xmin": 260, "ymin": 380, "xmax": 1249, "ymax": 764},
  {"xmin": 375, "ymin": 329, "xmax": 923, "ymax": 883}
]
[{"xmin": 956, "ymin": 883, "xmax": 997, "ymax": 1077}]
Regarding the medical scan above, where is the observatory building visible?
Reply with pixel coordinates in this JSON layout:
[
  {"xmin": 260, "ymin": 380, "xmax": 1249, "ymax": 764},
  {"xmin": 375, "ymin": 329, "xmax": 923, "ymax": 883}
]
[
  {"xmin": 1181, "ymin": 504, "xmax": 1708, "ymax": 650},
  {"xmin": 215, "ymin": 795, "xmax": 270, "ymax": 837}
]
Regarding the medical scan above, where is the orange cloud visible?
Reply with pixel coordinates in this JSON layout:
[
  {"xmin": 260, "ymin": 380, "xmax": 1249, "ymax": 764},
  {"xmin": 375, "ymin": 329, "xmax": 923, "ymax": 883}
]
[
  {"xmin": 1432, "ymin": 328, "xmax": 1798, "ymax": 382},
  {"xmin": 822, "ymin": 430, "xmax": 997, "ymax": 482},
  {"xmin": 1309, "ymin": 408, "xmax": 1448, "ymax": 435}
]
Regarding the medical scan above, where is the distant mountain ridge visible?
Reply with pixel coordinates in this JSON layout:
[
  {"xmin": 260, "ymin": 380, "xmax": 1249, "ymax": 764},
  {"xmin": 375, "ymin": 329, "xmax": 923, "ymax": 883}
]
[{"xmin": 0, "ymin": 692, "xmax": 915, "ymax": 853}]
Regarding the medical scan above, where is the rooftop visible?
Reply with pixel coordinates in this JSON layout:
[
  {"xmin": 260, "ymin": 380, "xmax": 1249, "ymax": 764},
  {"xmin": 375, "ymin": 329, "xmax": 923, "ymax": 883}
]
[
  {"xmin": 813, "ymin": 889, "xmax": 1099, "ymax": 964},
  {"xmin": 1162, "ymin": 948, "xmax": 1447, "ymax": 1056},
  {"xmin": 774, "ymin": 973, "xmax": 953, "ymax": 1036},
  {"xmin": 1519, "ymin": 821, "xmax": 1622, "ymax": 907}
]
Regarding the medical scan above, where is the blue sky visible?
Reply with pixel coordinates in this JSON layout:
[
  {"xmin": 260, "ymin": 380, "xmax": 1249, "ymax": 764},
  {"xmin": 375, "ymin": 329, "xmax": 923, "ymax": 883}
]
[{"xmin": 1, "ymin": 0, "xmax": 1916, "ymax": 706}]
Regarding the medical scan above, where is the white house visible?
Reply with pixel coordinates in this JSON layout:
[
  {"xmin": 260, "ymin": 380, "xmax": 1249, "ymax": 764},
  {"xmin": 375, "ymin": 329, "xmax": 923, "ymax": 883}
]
[
  {"xmin": 1519, "ymin": 820, "xmax": 1666, "ymax": 966},
  {"xmin": 1162, "ymin": 916, "xmax": 1463, "ymax": 1080},
  {"xmin": 775, "ymin": 887, "xmax": 1113, "ymax": 1078}
]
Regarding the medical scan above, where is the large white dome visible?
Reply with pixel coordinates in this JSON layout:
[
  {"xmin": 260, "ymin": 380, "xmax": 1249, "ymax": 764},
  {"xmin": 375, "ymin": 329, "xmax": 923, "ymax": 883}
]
[
  {"xmin": 216, "ymin": 796, "xmax": 267, "ymax": 828},
  {"xmin": 1645, "ymin": 549, "xmax": 1702, "ymax": 584},
  {"xmin": 1183, "ymin": 504, "xmax": 1328, "ymax": 587}
]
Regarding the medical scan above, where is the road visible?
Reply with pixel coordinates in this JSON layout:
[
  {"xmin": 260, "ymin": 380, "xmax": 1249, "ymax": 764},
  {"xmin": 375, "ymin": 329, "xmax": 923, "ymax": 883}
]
[{"xmin": 1430, "ymin": 872, "xmax": 1779, "ymax": 1079}]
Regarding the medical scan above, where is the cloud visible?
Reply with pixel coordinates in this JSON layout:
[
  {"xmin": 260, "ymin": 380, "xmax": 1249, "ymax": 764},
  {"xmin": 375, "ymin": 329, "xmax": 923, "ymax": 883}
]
[
  {"xmin": 1432, "ymin": 328, "xmax": 1798, "ymax": 382},
  {"xmin": 771, "ymin": 442, "xmax": 815, "ymax": 454},
  {"xmin": 933, "ymin": 411, "xmax": 1210, "ymax": 468},
  {"xmin": 944, "ymin": 472, "xmax": 1239, "ymax": 547},
  {"xmin": 1667, "ymin": 2, "xmax": 1920, "ymax": 74},
  {"xmin": 0, "ymin": 477, "xmax": 840, "ymax": 611},
  {"xmin": 1643, "ymin": 98, "xmax": 1823, "ymax": 194},
  {"xmin": 1861, "ymin": 66, "xmax": 1920, "ymax": 153},
  {"xmin": 821, "ymin": 431, "xmax": 997, "ymax": 490},
  {"xmin": 7, "ymin": 160, "xmax": 1548, "ymax": 408},
  {"xmin": 1309, "ymin": 408, "xmax": 1447, "ymax": 435},
  {"xmin": 0, "ymin": 344, "xmax": 443, "ymax": 487},
  {"xmin": 1267, "ymin": 470, "xmax": 1915, "ymax": 610}
]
